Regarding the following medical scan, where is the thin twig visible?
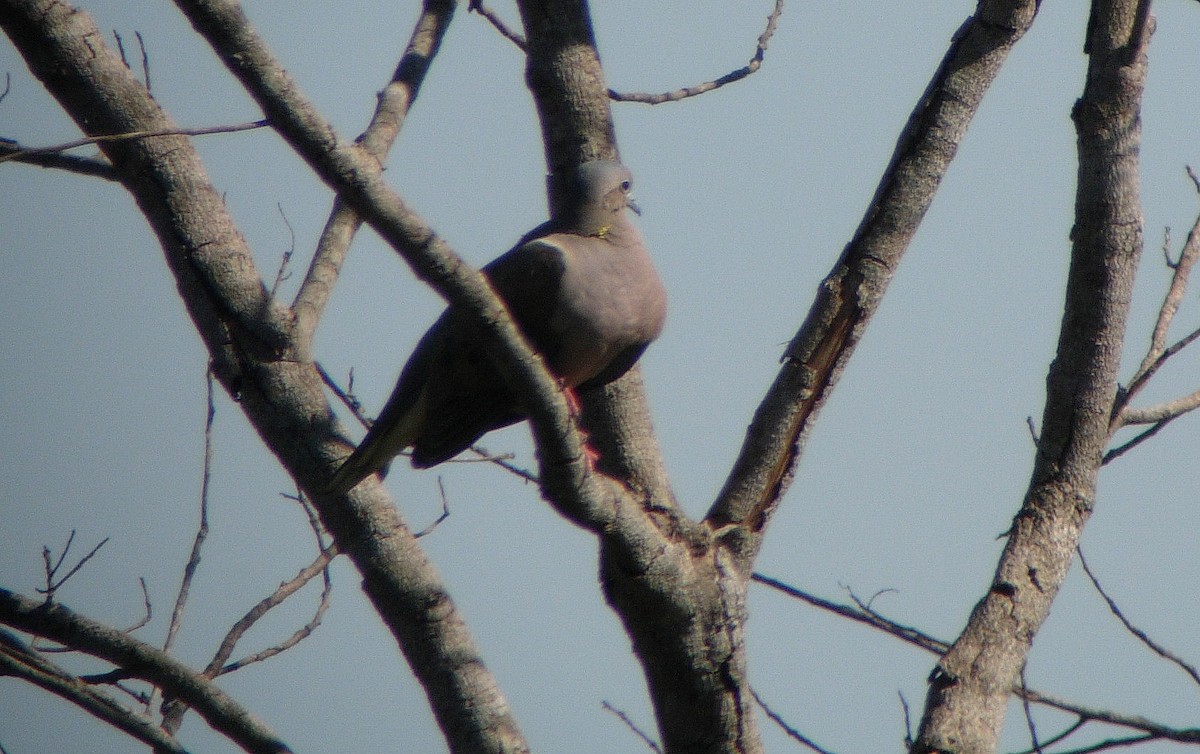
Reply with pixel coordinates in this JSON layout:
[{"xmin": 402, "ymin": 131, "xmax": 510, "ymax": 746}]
[
  {"xmin": 38, "ymin": 532, "xmax": 110, "ymax": 600},
  {"xmin": 270, "ymin": 203, "xmax": 295, "ymax": 297},
  {"xmin": 155, "ymin": 368, "xmax": 216, "ymax": 724},
  {"xmin": 413, "ymin": 480, "xmax": 453, "ymax": 538},
  {"xmin": 123, "ymin": 577, "xmax": 152, "ymax": 633},
  {"xmin": 1019, "ymin": 664, "xmax": 1043, "ymax": 753},
  {"xmin": 0, "ymin": 120, "xmax": 270, "ymax": 164},
  {"xmin": 212, "ymin": 545, "xmax": 336, "ymax": 675},
  {"xmin": 750, "ymin": 686, "xmax": 838, "ymax": 754},
  {"xmin": 1076, "ymin": 547, "xmax": 1200, "ymax": 687},
  {"xmin": 601, "ymin": 700, "xmax": 662, "ymax": 753},
  {"xmin": 135, "ymin": 30, "xmax": 151, "ymax": 94},
  {"xmin": 0, "ymin": 138, "xmax": 119, "ymax": 180},
  {"xmin": 609, "ymin": 0, "xmax": 785, "ymax": 105},
  {"xmin": 468, "ymin": 0, "xmax": 526, "ymax": 50}
]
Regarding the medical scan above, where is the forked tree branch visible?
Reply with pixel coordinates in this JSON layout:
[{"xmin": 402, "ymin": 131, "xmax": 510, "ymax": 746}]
[
  {"xmin": 0, "ymin": 2, "xmax": 530, "ymax": 751},
  {"xmin": 0, "ymin": 630, "xmax": 188, "ymax": 753},
  {"xmin": 0, "ymin": 590, "xmax": 292, "ymax": 754}
]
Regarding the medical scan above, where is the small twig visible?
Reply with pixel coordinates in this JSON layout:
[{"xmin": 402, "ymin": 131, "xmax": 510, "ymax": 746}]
[
  {"xmin": 316, "ymin": 361, "xmax": 366, "ymax": 422},
  {"xmin": 467, "ymin": 444, "xmax": 540, "ymax": 483},
  {"xmin": 0, "ymin": 138, "xmax": 118, "ymax": 180},
  {"xmin": 38, "ymin": 531, "xmax": 110, "ymax": 601},
  {"xmin": 135, "ymin": 31, "xmax": 151, "ymax": 94},
  {"xmin": 0, "ymin": 120, "xmax": 269, "ymax": 164},
  {"xmin": 1103, "ymin": 418, "xmax": 1171, "ymax": 464},
  {"xmin": 1029, "ymin": 733, "xmax": 1155, "ymax": 754},
  {"xmin": 1011, "ymin": 718, "xmax": 1090, "ymax": 754},
  {"xmin": 601, "ymin": 700, "xmax": 662, "ymax": 753},
  {"xmin": 468, "ymin": 0, "xmax": 526, "ymax": 50},
  {"xmin": 414, "ymin": 480, "xmax": 453, "ymax": 538},
  {"xmin": 899, "ymin": 691, "xmax": 913, "ymax": 749},
  {"xmin": 113, "ymin": 29, "xmax": 128, "ymax": 68},
  {"xmin": 212, "ymin": 545, "xmax": 336, "ymax": 675},
  {"xmin": 155, "ymin": 369, "xmax": 216, "ymax": 724},
  {"xmin": 270, "ymin": 203, "xmax": 296, "ymax": 297},
  {"xmin": 1077, "ymin": 547, "xmax": 1200, "ymax": 687},
  {"xmin": 750, "ymin": 687, "xmax": 838, "ymax": 754},
  {"xmin": 0, "ymin": 72, "xmax": 11, "ymax": 104},
  {"xmin": 123, "ymin": 577, "xmax": 152, "ymax": 633},
  {"xmin": 1019, "ymin": 664, "xmax": 1043, "ymax": 753},
  {"xmin": 1026, "ymin": 415, "xmax": 1040, "ymax": 445},
  {"xmin": 609, "ymin": 0, "xmax": 785, "ymax": 105}
]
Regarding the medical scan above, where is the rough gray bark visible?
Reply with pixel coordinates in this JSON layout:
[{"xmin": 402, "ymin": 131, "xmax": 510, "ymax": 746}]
[
  {"xmin": 912, "ymin": 1, "xmax": 1152, "ymax": 751},
  {"xmin": 0, "ymin": 2, "xmax": 530, "ymax": 752},
  {"xmin": 0, "ymin": 589, "xmax": 291, "ymax": 754}
]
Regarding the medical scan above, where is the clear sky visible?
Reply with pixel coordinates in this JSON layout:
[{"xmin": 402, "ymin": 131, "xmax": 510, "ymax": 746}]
[{"xmin": 3, "ymin": 1, "xmax": 1200, "ymax": 752}]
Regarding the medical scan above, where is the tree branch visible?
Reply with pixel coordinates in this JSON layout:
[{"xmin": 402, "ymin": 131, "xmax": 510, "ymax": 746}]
[
  {"xmin": 0, "ymin": 630, "xmax": 189, "ymax": 754},
  {"xmin": 709, "ymin": 0, "xmax": 1045, "ymax": 549},
  {"xmin": 291, "ymin": 0, "xmax": 456, "ymax": 351},
  {"xmin": 914, "ymin": 2, "xmax": 1152, "ymax": 750},
  {"xmin": 0, "ymin": 589, "xmax": 293, "ymax": 754},
  {"xmin": 1, "ymin": 3, "xmax": 531, "ymax": 751}
]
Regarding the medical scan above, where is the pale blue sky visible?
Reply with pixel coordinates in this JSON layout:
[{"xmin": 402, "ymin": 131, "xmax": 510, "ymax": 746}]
[{"xmin": 3, "ymin": 1, "xmax": 1200, "ymax": 751}]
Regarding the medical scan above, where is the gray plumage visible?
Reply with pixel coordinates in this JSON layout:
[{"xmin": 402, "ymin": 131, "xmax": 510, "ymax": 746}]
[{"xmin": 329, "ymin": 161, "xmax": 666, "ymax": 493}]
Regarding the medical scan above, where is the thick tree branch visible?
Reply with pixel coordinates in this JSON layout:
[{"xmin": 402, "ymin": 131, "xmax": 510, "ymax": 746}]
[
  {"xmin": 0, "ymin": 630, "xmax": 189, "ymax": 754},
  {"xmin": 913, "ymin": 2, "xmax": 1152, "ymax": 751},
  {"xmin": 0, "ymin": 3, "xmax": 530, "ymax": 752},
  {"xmin": 0, "ymin": 590, "xmax": 291, "ymax": 754},
  {"xmin": 709, "ymin": 0, "xmax": 1044, "ymax": 547}
]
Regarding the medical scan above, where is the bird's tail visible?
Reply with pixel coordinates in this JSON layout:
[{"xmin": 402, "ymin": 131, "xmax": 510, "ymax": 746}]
[{"xmin": 327, "ymin": 388, "xmax": 428, "ymax": 495}]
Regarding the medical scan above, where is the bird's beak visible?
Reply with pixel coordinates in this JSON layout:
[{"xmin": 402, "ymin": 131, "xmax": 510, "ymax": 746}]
[{"xmin": 627, "ymin": 198, "xmax": 642, "ymax": 216}]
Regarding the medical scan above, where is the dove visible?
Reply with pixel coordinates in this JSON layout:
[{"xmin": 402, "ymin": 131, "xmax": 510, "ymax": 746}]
[{"xmin": 329, "ymin": 160, "xmax": 666, "ymax": 493}]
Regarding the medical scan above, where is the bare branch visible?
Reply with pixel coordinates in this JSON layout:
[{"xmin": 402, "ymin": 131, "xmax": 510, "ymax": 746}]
[
  {"xmin": 601, "ymin": 700, "xmax": 662, "ymax": 754},
  {"xmin": 751, "ymin": 687, "xmax": 838, "ymax": 754},
  {"xmin": 269, "ymin": 203, "xmax": 295, "ymax": 298},
  {"xmin": 0, "ymin": 630, "xmax": 188, "ymax": 753},
  {"xmin": 609, "ymin": 0, "xmax": 784, "ymax": 105},
  {"xmin": 123, "ymin": 577, "xmax": 152, "ymax": 633},
  {"xmin": 1076, "ymin": 547, "xmax": 1200, "ymax": 687},
  {"xmin": 0, "ymin": 137, "xmax": 118, "ymax": 180},
  {"xmin": 135, "ymin": 30, "xmax": 150, "ymax": 94},
  {"xmin": 291, "ymin": 0, "xmax": 456, "ymax": 348},
  {"xmin": 211, "ymin": 546, "xmax": 336, "ymax": 676},
  {"xmin": 1118, "ymin": 387, "xmax": 1200, "ymax": 426},
  {"xmin": 1114, "ymin": 167, "xmax": 1200, "ymax": 423},
  {"xmin": 164, "ymin": 368, "xmax": 215, "ymax": 655},
  {"xmin": 710, "ymin": 1, "xmax": 1044, "ymax": 540},
  {"xmin": 38, "ymin": 531, "xmax": 109, "ymax": 600},
  {"xmin": 0, "ymin": 588, "xmax": 294, "ymax": 754},
  {"xmin": 468, "ymin": 0, "xmax": 526, "ymax": 50},
  {"xmin": 1103, "ymin": 417, "xmax": 1173, "ymax": 464},
  {"xmin": 0, "ymin": 120, "xmax": 269, "ymax": 164}
]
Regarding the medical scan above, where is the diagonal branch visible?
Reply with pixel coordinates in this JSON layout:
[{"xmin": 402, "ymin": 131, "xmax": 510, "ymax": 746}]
[
  {"xmin": 708, "ymin": 0, "xmax": 1045, "ymax": 548},
  {"xmin": 0, "ymin": 3, "xmax": 532, "ymax": 752},
  {"xmin": 291, "ymin": 0, "xmax": 455, "ymax": 350},
  {"xmin": 1076, "ymin": 547, "xmax": 1200, "ymax": 687},
  {"xmin": 0, "ymin": 589, "xmax": 292, "ymax": 754},
  {"xmin": 0, "ymin": 630, "xmax": 189, "ymax": 754},
  {"xmin": 0, "ymin": 137, "xmax": 118, "ymax": 180}
]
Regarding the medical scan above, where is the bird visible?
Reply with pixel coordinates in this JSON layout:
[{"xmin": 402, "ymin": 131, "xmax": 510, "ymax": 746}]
[{"xmin": 329, "ymin": 160, "xmax": 666, "ymax": 494}]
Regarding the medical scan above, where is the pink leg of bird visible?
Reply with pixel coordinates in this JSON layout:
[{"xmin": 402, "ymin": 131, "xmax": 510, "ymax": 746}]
[{"xmin": 563, "ymin": 386, "xmax": 601, "ymax": 468}]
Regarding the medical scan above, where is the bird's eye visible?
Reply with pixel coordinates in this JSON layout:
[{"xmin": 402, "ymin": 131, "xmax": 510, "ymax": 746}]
[{"xmin": 620, "ymin": 180, "xmax": 632, "ymax": 192}]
